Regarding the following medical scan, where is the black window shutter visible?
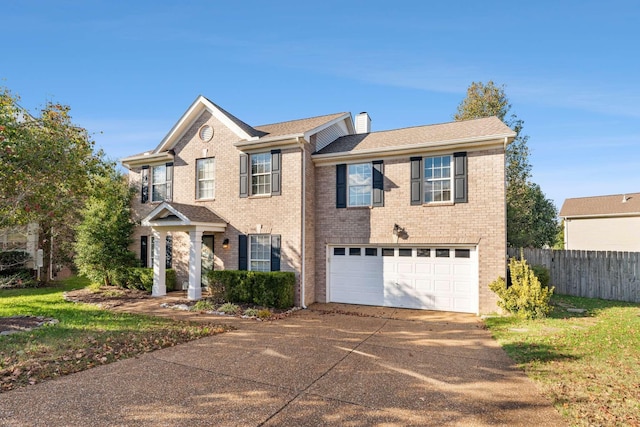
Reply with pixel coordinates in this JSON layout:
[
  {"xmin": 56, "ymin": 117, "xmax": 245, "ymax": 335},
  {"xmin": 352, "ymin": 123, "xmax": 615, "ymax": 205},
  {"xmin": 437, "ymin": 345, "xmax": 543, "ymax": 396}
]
[
  {"xmin": 140, "ymin": 236, "xmax": 148, "ymax": 268},
  {"xmin": 239, "ymin": 154, "xmax": 248, "ymax": 198},
  {"xmin": 141, "ymin": 166, "xmax": 149, "ymax": 203},
  {"xmin": 238, "ymin": 234, "xmax": 248, "ymax": 270},
  {"xmin": 336, "ymin": 164, "xmax": 347, "ymax": 208},
  {"xmin": 410, "ymin": 157, "xmax": 422, "ymax": 205},
  {"xmin": 271, "ymin": 150, "xmax": 281, "ymax": 196},
  {"xmin": 453, "ymin": 152, "xmax": 468, "ymax": 203},
  {"xmin": 271, "ymin": 234, "xmax": 281, "ymax": 271},
  {"xmin": 372, "ymin": 160, "xmax": 384, "ymax": 207}
]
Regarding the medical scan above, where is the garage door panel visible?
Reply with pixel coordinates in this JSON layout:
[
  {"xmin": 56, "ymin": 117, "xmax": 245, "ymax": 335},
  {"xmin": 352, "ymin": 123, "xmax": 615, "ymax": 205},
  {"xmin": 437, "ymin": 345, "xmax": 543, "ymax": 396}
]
[{"xmin": 329, "ymin": 246, "xmax": 477, "ymax": 313}]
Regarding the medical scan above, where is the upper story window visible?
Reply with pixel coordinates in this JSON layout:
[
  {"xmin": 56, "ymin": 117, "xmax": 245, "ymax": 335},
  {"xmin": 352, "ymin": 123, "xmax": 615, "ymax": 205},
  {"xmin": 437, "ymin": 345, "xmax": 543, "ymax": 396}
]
[
  {"xmin": 424, "ymin": 155, "xmax": 452, "ymax": 203},
  {"xmin": 336, "ymin": 161, "xmax": 384, "ymax": 208},
  {"xmin": 239, "ymin": 150, "xmax": 281, "ymax": 198},
  {"xmin": 196, "ymin": 158, "xmax": 215, "ymax": 200},
  {"xmin": 251, "ymin": 153, "xmax": 271, "ymax": 195},
  {"xmin": 348, "ymin": 163, "xmax": 372, "ymax": 206},
  {"xmin": 410, "ymin": 152, "xmax": 467, "ymax": 205},
  {"xmin": 152, "ymin": 164, "xmax": 173, "ymax": 202},
  {"xmin": 142, "ymin": 163, "xmax": 173, "ymax": 203}
]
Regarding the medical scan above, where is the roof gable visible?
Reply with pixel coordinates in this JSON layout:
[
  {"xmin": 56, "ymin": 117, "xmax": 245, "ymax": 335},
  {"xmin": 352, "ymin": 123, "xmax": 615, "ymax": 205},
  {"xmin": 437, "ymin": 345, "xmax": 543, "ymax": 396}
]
[
  {"xmin": 560, "ymin": 193, "xmax": 640, "ymax": 218},
  {"xmin": 154, "ymin": 95, "xmax": 263, "ymax": 154},
  {"xmin": 142, "ymin": 202, "xmax": 228, "ymax": 229}
]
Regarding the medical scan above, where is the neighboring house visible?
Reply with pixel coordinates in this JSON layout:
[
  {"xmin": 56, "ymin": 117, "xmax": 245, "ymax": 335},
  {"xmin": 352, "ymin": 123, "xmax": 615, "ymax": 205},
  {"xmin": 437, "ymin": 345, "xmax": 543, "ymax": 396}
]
[
  {"xmin": 560, "ymin": 193, "xmax": 640, "ymax": 251},
  {"xmin": 0, "ymin": 223, "xmax": 39, "ymax": 269},
  {"xmin": 121, "ymin": 96, "xmax": 515, "ymax": 314}
]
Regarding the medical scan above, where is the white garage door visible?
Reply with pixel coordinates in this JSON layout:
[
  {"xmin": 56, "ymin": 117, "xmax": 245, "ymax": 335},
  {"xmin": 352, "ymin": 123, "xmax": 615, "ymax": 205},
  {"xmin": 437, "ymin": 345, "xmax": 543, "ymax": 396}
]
[{"xmin": 328, "ymin": 246, "xmax": 478, "ymax": 313}]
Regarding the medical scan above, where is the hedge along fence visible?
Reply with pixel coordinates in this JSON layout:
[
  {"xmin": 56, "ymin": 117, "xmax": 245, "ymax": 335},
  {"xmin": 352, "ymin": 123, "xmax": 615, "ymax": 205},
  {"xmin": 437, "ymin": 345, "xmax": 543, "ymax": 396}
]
[
  {"xmin": 206, "ymin": 270, "xmax": 295, "ymax": 309},
  {"xmin": 113, "ymin": 268, "xmax": 177, "ymax": 293}
]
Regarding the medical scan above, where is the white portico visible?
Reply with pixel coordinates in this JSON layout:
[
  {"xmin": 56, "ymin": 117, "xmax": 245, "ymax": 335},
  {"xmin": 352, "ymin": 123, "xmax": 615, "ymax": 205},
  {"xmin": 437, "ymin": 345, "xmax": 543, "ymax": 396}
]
[{"xmin": 141, "ymin": 202, "xmax": 227, "ymax": 300}]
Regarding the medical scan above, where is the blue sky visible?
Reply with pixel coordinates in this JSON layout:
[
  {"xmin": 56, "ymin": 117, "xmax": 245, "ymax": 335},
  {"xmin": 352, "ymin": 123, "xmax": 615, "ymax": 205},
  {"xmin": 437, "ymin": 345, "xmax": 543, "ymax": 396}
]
[{"xmin": 3, "ymin": 0, "xmax": 639, "ymax": 210}]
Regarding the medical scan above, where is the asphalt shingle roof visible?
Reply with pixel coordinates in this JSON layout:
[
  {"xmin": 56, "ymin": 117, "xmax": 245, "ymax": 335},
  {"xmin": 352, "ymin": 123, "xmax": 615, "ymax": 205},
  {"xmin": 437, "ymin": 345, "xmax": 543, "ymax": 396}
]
[
  {"xmin": 315, "ymin": 116, "xmax": 514, "ymax": 155},
  {"xmin": 560, "ymin": 193, "xmax": 640, "ymax": 217},
  {"xmin": 254, "ymin": 112, "xmax": 348, "ymax": 139},
  {"xmin": 165, "ymin": 202, "xmax": 227, "ymax": 223}
]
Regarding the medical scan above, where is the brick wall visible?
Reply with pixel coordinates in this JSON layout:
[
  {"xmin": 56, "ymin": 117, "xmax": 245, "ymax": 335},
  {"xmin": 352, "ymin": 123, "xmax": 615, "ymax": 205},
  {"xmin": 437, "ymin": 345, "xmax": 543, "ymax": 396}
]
[
  {"xmin": 313, "ymin": 147, "xmax": 506, "ymax": 313},
  {"xmin": 127, "ymin": 110, "xmax": 304, "ymax": 302}
]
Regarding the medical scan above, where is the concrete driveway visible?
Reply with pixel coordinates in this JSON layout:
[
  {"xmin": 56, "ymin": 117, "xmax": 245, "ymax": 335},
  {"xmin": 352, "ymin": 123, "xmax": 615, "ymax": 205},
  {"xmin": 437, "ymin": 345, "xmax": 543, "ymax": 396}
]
[{"xmin": 0, "ymin": 303, "xmax": 565, "ymax": 426}]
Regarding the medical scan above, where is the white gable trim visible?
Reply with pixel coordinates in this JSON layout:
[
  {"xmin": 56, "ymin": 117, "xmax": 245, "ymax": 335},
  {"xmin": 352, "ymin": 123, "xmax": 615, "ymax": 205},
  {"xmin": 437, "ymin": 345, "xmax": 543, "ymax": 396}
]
[{"xmin": 154, "ymin": 95, "xmax": 255, "ymax": 154}]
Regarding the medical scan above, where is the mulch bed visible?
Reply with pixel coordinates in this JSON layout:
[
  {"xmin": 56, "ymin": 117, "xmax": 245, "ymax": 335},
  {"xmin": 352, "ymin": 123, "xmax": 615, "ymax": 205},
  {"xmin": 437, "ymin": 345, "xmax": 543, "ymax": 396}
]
[{"xmin": 0, "ymin": 316, "xmax": 58, "ymax": 335}]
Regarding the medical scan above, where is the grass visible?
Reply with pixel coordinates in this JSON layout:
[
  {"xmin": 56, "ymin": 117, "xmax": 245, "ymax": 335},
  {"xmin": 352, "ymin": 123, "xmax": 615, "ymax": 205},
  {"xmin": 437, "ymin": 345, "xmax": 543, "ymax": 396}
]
[
  {"xmin": 484, "ymin": 294, "xmax": 640, "ymax": 426},
  {"xmin": 0, "ymin": 277, "xmax": 229, "ymax": 392}
]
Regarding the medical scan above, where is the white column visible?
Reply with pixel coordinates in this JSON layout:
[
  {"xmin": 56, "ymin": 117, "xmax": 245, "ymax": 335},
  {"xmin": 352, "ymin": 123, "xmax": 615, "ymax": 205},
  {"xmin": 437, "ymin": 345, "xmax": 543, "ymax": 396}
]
[
  {"xmin": 188, "ymin": 229, "xmax": 203, "ymax": 300},
  {"xmin": 152, "ymin": 229, "xmax": 167, "ymax": 297}
]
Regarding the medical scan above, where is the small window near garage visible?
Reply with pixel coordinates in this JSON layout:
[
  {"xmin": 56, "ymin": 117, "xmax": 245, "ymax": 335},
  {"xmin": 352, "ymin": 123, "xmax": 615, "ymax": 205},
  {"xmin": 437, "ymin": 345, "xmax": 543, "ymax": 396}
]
[
  {"xmin": 398, "ymin": 248, "xmax": 412, "ymax": 257},
  {"xmin": 455, "ymin": 249, "xmax": 471, "ymax": 258},
  {"xmin": 436, "ymin": 249, "xmax": 450, "ymax": 258},
  {"xmin": 417, "ymin": 248, "xmax": 431, "ymax": 257},
  {"xmin": 382, "ymin": 248, "xmax": 395, "ymax": 257},
  {"xmin": 365, "ymin": 248, "xmax": 378, "ymax": 256},
  {"xmin": 349, "ymin": 247, "xmax": 361, "ymax": 256},
  {"xmin": 333, "ymin": 247, "xmax": 346, "ymax": 256}
]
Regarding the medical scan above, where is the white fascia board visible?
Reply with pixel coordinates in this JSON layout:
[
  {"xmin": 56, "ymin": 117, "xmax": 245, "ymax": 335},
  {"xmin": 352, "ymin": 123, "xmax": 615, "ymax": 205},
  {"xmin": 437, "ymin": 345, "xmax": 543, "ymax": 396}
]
[
  {"xmin": 561, "ymin": 213, "xmax": 640, "ymax": 220},
  {"xmin": 154, "ymin": 95, "xmax": 254, "ymax": 154},
  {"xmin": 312, "ymin": 135, "xmax": 512, "ymax": 165},
  {"xmin": 234, "ymin": 135, "xmax": 303, "ymax": 151},
  {"xmin": 302, "ymin": 113, "xmax": 352, "ymax": 141},
  {"xmin": 120, "ymin": 151, "xmax": 174, "ymax": 169}
]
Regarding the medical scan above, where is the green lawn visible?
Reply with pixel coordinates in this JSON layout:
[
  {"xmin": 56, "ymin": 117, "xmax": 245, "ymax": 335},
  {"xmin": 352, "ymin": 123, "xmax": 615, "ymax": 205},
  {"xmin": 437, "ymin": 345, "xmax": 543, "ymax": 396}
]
[
  {"xmin": 484, "ymin": 294, "xmax": 640, "ymax": 426},
  {"xmin": 0, "ymin": 277, "xmax": 228, "ymax": 392}
]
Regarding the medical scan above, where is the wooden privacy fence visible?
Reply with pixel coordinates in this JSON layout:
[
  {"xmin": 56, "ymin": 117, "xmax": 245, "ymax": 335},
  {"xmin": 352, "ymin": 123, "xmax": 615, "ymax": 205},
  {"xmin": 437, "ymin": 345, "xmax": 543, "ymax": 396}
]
[{"xmin": 507, "ymin": 248, "xmax": 640, "ymax": 303}]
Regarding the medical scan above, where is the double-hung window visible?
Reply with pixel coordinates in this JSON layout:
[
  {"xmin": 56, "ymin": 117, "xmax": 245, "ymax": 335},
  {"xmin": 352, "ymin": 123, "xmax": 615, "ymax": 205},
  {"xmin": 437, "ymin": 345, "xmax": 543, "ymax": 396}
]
[
  {"xmin": 410, "ymin": 153, "xmax": 466, "ymax": 205},
  {"xmin": 249, "ymin": 234, "xmax": 271, "ymax": 272},
  {"xmin": 148, "ymin": 163, "xmax": 173, "ymax": 202},
  {"xmin": 424, "ymin": 155, "xmax": 452, "ymax": 203},
  {"xmin": 196, "ymin": 158, "xmax": 215, "ymax": 200},
  {"xmin": 348, "ymin": 163, "xmax": 372, "ymax": 206},
  {"xmin": 251, "ymin": 153, "xmax": 271, "ymax": 195}
]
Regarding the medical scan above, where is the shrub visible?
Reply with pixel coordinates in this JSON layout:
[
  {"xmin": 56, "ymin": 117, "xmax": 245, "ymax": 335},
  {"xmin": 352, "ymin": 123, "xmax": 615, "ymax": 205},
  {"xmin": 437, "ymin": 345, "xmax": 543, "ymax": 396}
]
[
  {"xmin": 243, "ymin": 308, "xmax": 259, "ymax": 317},
  {"xmin": 207, "ymin": 270, "xmax": 295, "ymax": 309},
  {"xmin": 489, "ymin": 257, "xmax": 554, "ymax": 319},
  {"xmin": 218, "ymin": 302, "xmax": 240, "ymax": 315},
  {"xmin": 0, "ymin": 250, "xmax": 31, "ymax": 271},
  {"xmin": 0, "ymin": 269, "xmax": 38, "ymax": 289},
  {"xmin": 531, "ymin": 264, "xmax": 550, "ymax": 288},
  {"xmin": 113, "ymin": 268, "xmax": 175, "ymax": 293},
  {"xmin": 257, "ymin": 309, "xmax": 272, "ymax": 320},
  {"xmin": 191, "ymin": 299, "xmax": 215, "ymax": 312}
]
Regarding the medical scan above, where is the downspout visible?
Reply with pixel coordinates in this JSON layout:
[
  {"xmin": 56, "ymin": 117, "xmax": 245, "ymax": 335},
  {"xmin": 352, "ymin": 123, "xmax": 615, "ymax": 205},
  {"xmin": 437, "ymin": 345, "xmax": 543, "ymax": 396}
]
[{"xmin": 298, "ymin": 137, "xmax": 307, "ymax": 308}]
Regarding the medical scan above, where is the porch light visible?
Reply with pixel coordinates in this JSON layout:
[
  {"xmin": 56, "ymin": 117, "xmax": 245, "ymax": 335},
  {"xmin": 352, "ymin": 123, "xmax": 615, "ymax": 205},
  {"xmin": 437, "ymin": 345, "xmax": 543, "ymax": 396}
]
[{"xmin": 222, "ymin": 238, "xmax": 229, "ymax": 249}]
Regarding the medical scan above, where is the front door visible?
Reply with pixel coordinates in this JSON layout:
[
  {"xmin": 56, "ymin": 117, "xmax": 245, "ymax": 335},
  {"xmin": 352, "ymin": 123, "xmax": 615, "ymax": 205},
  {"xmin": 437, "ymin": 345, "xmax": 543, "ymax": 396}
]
[{"xmin": 201, "ymin": 235, "xmax": 214, "ymax": 287}]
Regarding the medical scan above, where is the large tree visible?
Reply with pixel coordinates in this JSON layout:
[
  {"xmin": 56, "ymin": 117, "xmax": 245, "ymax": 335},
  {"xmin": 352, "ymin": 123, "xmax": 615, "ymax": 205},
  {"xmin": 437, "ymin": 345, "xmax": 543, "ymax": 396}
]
[
  {"xmin": 454, "ymin": 81, "xmax": 558, "ymax": 247},
  {"xmin": 0, "ymin": 87, "xmax": 107, "ymax": 275},
  {"xmin": 74, "ymin": 170, "xmax": 138, "ymax": 286}
]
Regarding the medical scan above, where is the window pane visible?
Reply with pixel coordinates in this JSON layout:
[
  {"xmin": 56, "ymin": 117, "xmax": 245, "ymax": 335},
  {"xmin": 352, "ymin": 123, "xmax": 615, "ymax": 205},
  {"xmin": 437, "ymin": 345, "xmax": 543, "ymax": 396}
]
[
  {"xmin": 250, "ymin": 235, "xmax": 271, "ymax": 271},
  {"xmin": 197, "ymin": 158, "xmax": 215, "ymax": 199},
  {"xmin": 382, "ymin": 248, "xmax": 395, "ymax": 257},
  {"xmin": 424, "ymin": 155, "xmax": 452, "ymax": 203},
  {"xmin": 398, "ymin": 248, "xmax": 412, "ymax": 257},
  {"xmin": 417, "ymin": 248, "xmax": 431, "ymax": 257},
  {"xmin": 436, "ymin": 249, "xmax": 450, "ymax": 258},
  {"xmin": 251, "ymin": 153, "xmax": 271, "ymax": 195},
  {"xmin": 348, "ymin": 163, "xmax": 372, "ymax": 206},
  {"xmin": 151, "ymin": 165, "xmax": 167, "ymax": 202},
  {"xmin": 365, "ymin": 248, "xmax": 378, "ymax": 256},
  {"xmin": 455, "ymin": 249, "xmax": 471, "ymax": 258},
  {"xmin": 349, "ymin": 247, "xmax": 361, "ymax": 256},
  {"xmin": 333, "ymin": 247, "xmax": 345, "ymax": 256}
]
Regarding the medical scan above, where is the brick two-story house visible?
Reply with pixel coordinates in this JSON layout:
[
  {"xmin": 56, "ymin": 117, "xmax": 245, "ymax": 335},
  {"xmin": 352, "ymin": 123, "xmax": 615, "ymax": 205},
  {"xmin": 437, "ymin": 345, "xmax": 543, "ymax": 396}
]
[{"xmin": 121, "ymin": 96, "xmax": 515, "ymax": 314}]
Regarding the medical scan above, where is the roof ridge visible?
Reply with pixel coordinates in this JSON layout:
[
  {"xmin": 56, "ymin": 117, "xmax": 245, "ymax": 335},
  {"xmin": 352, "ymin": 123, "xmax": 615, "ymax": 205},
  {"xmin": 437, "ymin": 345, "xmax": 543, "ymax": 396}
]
[
  {"xmin": 565, "ymin": 192, "xmax": 640, "ymax": 201},
  {"xmin": 353, "ymin": 116, "xmax": 505, "ymax": 136},
  {"xmin": 254, "ymin": 111, "xmax": 348, "ymax": 128}
]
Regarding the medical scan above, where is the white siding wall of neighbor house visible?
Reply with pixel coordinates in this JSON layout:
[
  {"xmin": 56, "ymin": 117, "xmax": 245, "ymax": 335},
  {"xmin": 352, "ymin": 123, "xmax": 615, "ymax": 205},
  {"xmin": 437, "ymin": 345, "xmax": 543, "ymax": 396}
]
[{"xmin": 565, "ymin": 216, "xmax": 640, "ymax": 251}]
